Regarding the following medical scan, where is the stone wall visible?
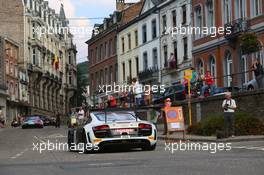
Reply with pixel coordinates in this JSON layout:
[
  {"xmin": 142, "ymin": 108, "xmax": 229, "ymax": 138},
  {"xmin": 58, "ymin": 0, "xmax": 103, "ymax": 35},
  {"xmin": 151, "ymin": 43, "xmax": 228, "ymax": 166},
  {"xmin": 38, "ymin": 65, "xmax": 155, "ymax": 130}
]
[{"xmin": 174, "ymin": 89, "xmax": 264, "ymax": 126}]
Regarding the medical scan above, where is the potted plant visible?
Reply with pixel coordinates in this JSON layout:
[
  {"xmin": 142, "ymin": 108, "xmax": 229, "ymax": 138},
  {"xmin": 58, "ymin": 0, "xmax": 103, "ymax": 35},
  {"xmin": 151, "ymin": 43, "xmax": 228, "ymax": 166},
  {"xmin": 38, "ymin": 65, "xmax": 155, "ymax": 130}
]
[{"xmin": 240, "ymin": 33, "xmax": 261, "ymax": 55}]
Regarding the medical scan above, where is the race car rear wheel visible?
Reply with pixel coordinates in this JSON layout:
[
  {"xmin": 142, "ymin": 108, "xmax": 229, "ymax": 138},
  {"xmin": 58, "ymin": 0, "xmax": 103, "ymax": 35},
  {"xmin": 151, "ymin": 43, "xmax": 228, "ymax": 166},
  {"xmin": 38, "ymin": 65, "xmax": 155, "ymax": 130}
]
[{"xmin": 142, "ymin": 143, "xmax": 156, "ymax": 151}]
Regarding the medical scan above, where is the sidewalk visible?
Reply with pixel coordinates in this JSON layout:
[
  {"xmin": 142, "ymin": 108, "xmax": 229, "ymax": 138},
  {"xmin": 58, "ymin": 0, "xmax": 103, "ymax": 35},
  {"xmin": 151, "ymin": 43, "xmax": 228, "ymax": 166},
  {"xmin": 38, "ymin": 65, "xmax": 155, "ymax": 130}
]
[{"xmin": 158, "ymin": 131, "xmax": 264, "ymax": 142}]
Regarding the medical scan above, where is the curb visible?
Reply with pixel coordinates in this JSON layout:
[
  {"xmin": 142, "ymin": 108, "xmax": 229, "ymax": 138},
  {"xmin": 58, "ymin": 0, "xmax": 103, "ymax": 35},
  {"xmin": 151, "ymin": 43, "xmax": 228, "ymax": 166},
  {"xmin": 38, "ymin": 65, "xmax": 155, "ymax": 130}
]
[{"xmin": 158, "ymin": 136, "xmax": 264, "ymax": 143}]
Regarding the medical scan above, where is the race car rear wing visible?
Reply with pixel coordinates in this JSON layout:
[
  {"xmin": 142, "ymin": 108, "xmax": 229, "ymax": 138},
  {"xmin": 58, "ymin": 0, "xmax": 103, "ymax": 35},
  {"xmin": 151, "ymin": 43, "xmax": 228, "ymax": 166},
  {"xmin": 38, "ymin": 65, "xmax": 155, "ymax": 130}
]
[
  {"xmin": 89, "ymin": 105, "xmax": 163, "ymax": 123},
  {"xmin": 89, "ymin": 107, "xmax": 139, "ymax": 123}
]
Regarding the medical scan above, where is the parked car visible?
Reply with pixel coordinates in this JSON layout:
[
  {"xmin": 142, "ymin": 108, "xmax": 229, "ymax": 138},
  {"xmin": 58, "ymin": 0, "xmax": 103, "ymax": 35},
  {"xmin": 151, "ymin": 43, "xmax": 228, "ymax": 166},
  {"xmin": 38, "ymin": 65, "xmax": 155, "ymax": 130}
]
[
  {"xmin": 153, "ymin": 84, "xmax": 186, "ymax": 104},
  {"xmin": 39, "ymin": 115, "xmax": 56, "ymax": 126},
  {"xmin": 22, "ymin": 116, "xmax": 44, "ymax": 129}
]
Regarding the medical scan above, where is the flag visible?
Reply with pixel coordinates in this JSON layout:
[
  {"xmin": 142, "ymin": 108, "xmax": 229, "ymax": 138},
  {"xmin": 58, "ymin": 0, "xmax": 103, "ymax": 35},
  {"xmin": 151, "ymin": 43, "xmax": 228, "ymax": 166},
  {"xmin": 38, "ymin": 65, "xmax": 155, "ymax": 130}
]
[{"xmin": 53, "ymin": 56, "xmax": 59, "ymax": 70}]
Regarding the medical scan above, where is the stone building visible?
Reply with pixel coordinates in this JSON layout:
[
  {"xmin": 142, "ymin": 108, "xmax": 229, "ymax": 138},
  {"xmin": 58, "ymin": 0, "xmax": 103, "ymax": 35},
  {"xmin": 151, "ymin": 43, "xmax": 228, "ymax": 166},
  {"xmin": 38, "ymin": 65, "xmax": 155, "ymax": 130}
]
[{"xmin": 0, "ymin": 0, "xmax": 77, "ymax": 119}]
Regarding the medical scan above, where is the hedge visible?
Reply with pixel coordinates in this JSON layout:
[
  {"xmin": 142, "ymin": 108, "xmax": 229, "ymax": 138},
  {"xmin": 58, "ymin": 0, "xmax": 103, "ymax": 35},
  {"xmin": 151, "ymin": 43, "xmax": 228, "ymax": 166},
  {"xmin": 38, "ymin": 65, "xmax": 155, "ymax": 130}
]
[{"xmin": 187, "ymin": 112, "xmax": 264, "ymax": 136}]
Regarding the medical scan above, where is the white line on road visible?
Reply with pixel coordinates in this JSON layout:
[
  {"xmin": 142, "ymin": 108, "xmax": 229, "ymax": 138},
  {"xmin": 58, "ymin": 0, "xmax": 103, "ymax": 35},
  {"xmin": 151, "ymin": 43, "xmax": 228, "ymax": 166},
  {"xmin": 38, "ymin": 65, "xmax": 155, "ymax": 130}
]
[
  {"xmin": 233, "ymin": 146, "xmax": 264, "ymax": 151},
  {"xmin": 10, "ymin": 148, "xmax": 29, "ymax": 159}
]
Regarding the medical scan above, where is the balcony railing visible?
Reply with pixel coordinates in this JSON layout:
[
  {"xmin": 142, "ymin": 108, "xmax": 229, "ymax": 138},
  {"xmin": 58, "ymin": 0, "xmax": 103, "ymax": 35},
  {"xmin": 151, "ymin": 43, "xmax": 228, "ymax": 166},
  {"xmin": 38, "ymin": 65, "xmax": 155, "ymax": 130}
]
[
  {"xmin": 138, "ymin": 66, "xmax": 159, "ymax": 81},
  {"xmin": 224, "ymin": 18, "xmax": 249, "ymax": 40}
]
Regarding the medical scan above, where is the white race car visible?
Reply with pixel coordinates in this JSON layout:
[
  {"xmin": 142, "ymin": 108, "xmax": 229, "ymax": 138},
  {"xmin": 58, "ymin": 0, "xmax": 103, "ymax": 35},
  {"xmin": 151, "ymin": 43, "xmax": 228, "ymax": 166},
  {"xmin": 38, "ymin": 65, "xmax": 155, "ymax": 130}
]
[{"xmin": 67, "ymin": 109, "xmax": 157, "ymax": 153}]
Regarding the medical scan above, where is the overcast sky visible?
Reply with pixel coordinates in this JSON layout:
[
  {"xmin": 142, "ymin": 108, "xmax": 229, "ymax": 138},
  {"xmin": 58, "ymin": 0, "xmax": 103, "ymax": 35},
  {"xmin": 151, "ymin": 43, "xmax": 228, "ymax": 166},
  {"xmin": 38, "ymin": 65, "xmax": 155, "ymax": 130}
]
[{"xmin": 47, "ymin": 0, "xmax": 139, "ymax": 63}]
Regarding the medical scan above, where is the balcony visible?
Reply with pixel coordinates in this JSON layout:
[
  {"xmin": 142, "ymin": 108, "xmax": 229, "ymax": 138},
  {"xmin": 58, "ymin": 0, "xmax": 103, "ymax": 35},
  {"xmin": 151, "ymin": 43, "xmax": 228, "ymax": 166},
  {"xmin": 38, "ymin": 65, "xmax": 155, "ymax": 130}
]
[
  {"xmin": 224, "ymin": 18, "xmax": 249, "ymax": 40},
  {"xmin": 138, "ymin": 67, "xmax": 159, "ymax": 82}
]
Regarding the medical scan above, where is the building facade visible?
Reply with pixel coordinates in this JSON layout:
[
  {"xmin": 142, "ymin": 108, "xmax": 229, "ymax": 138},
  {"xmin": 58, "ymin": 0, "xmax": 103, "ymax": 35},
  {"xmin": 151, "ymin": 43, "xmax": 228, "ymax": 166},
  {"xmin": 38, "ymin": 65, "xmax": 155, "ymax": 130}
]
[
  {"xmin": 159, "ymin": 0, "xmax": 192, "ymax": 86},
  {"xmin": 0, "ymin": 0, "xmax": 77, "ymax": 120},
  {"xmin": 117, "ymin": 0, "xmax": 144, "ymax": 84},
  {"xmin": 5, "ymin": 38, "xmax": 21, "ymax": 122},
  {"xmin": 192, "ymin": 0, "xmax": 264, "ymax": 88},
  {"xmin": 0, "ymin": 37, "xmax": 7, "ymax": 123},
  {"xmin": 137, "ymin": 0, "xmax": 164, "ymax": 85}
]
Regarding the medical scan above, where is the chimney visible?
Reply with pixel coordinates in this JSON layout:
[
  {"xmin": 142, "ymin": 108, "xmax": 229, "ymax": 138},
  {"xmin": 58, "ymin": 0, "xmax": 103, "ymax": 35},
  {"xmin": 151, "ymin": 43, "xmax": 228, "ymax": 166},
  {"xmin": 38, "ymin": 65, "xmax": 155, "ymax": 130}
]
[{"xmin": 116, "ymin": 0, "xmax": 125, "ymax": 11}]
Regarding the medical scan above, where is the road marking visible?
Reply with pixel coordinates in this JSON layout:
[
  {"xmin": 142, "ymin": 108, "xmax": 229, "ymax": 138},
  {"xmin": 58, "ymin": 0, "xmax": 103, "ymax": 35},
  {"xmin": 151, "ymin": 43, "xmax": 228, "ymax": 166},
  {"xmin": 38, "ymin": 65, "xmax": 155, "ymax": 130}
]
[
  {"xmin": 233, "ymin": 146, "xmax": 264, "ymax": 151},
  {"xmin": 10, "ymin": 148, "xmax": 29, "ymax": 159},
  {"xmin": 40, "ymin": 134, "xmax": 67, "ymax": 139},
  {"xmin": 87, "ymin": 163, "xmax": 114, "ymax": 166}
]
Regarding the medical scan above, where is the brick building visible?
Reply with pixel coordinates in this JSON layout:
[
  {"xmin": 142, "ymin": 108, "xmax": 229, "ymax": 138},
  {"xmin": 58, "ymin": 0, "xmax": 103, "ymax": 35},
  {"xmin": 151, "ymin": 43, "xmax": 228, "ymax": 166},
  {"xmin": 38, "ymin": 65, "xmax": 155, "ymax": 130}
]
[
  {"xmin": 0, "ymin": 37, "xmax": 7, "ymax": 123},
  {"xmin": 192, "ymin": 0, "xmax": 264, "ymax": 89},
  {"xmin": 87, "ymin": 1, "xmax": 137, "ymax": 105}
]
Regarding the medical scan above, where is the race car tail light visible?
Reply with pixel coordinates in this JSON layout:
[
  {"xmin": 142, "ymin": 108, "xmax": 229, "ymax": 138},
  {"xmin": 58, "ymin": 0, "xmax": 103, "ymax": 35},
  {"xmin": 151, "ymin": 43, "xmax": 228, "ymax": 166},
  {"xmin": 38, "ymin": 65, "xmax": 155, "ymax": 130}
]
[
  {"xmin": 93, "ymin": 125, "xmax": 110, "ymax": 131},
  {"xmin": 93, "ymin": 125, "xmax": 111, "ymax": 138},
  {"xmin": 138, "ymin": 123, "xmax": 152, "ymax": 136},
  {"xmin": 138, "ymin": 123, "xmax": 152, "ymax": 129}
]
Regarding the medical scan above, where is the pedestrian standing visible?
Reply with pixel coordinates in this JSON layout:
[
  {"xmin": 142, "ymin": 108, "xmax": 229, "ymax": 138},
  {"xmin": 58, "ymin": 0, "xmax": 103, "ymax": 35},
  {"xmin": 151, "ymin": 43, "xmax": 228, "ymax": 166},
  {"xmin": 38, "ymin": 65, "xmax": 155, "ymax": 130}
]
[
  {"xmin": 251, "ymin": 58, "xmax": 264, "ymax": 89},
  {"xmin": 162, "ymin": 98, "xmax": 172, "ymax": 135},
  {"xmin": 55, "ymin": 113, "xmax": 61, "ymax": 128},
  {"xmin": 222, "ymin": 92, "xmax": 237, "ymax": 138}
]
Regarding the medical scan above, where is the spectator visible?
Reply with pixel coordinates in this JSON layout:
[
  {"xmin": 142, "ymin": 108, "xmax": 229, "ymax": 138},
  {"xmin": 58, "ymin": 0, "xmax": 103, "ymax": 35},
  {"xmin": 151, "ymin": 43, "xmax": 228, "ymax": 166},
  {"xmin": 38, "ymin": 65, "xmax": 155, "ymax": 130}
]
[
  {"xmin": 55, "ymin": 113, "xmax": 61, "ymax": 128},
  {"xmin": 132, "ymin": 78, "xmax": 143, "ymax": 106},
  {"xmin": 108, "ymin": 95, "xmax": 117, "ymax": 108},
  {"xmin": 222, "ymin": 92, "xmax": 237, "ymax": 138},
  {"xmin": 251, "ymin": 58, "xmax": 264, "ymax": 89},
  {"xmin": 200, "ymin": 71, "xmax": 216, "ymax": 97},
  {"xmin": 162, "ymin": 98, "xmax": 172, "ymax": 135},
  {"xmin": 169, "ymin": 53, "xmax": 176, "ymax": 69}
]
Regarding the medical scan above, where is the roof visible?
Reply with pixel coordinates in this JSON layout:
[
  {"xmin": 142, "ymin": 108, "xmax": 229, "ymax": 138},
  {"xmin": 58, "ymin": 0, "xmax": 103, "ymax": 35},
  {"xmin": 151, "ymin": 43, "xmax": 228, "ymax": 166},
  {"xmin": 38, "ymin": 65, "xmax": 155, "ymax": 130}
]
[{"xmin": 120, "ymin": 0, "xmax": 144, "ymax": 25}]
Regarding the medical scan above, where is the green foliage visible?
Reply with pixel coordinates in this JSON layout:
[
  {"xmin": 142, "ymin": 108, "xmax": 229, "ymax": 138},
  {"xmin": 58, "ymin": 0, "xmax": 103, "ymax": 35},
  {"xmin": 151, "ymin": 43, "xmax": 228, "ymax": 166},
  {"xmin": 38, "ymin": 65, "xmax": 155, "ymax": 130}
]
[
  {"xmin": 77, "ymin": 61, "xmax": 89, "ymax": 107},
  {"xmin": 187, "ymin": 112, "xmax": 264, "ymax": 136},
  {"xmin": 240, "ymin": 33, "xmax": 261, "ymax": 55}
]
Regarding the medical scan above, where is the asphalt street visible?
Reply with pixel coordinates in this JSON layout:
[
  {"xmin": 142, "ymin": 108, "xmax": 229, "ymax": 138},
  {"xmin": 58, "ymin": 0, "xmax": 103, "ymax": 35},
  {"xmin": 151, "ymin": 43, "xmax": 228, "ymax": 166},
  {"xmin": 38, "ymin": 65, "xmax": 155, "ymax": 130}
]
[{"xmin": 0, "ymin": 127, "xmax": 264, "ymax": 175}]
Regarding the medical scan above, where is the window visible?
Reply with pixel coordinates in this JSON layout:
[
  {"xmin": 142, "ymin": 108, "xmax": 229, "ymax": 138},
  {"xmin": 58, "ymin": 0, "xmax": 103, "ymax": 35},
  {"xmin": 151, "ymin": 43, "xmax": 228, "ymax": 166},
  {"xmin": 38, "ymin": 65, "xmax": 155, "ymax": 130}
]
[
  {"xmin": 252, "ymin": 0, "xmax": 262, "ymax": 17},
  {"xmin": 152, "ymin": 19, "xmax": 157, "ymax": 39},
  {"xmin": 142, "ymin": 25, "xmax": 147, "ymax": 44},
  {"xmin": 182, "ymin": 5, "xmax": 187, "ymax": 25},
  {"xmin": 135, "ymin": 30, "xmax": 138, "ymax": 47},
  {"xmin": 135, "ymin": 57, "xmax": 139, "ymax": 76},
  {"xmin": 197, "ymin": 59, "xmax": 204, "ymax": 75},
  {"xmin": 104, "ymin": 42, "xmax": 107, "ymax": 58},
  {"xmin": 100, "ymin": 70, "xmax": 104, "ymax": 85},
  {"xmin": 69, "ymin": 54, "xmax": 72, "ymax": 64},
  {"xmin": 121, "ymin": 37, "xmax": 125, "ymax": 53},
  {"xmin": 223, "ymin": 0, "xmax": 232, "ymax": 24},
  {"xmin": 143, "ymin": 52, "xmax": 148, "ymax": 71},
  {"xmin": 128, "ymin": 33, "xmax": 131, "ymax": 50},
  {"xmin": 206, "ymin": 0, "xmax": 214, "ymax": 27},
  {"xmin": 33, "ymin": 48, "xmax": 36, "ymax": 65},
  {"xmin": 173, "ymin": 41, "xmax": 178, "ymax": 66},
  {"xmin": 235, "ymin": 0, "xmax": 246, "ymax": 19},
  {"xmin": 241, "ymin": 56, "xmax": 248, "ymax": 84},
  {"xmin": 105, "ymin": 68, "xmax": 108, "ymax": 84},
  {"xmin": 69, "ymin": 71, "xmax": 72, "ymax": 85},
  {"xmin": 95, "ymin": 47, "xmax": 98, "ymax": 62},
  {"xmin": 100, "ymin": 44, "xmax": 103, "ymax": 60},
  {"xmin": 122, "ymin": 62, "xmax": 125, "ymax": 82},
  {"xmin": 162, "ymin": 15, "xmax": 167, "ymax": 34},
  {"xmin": 209, "ymin": 56, "xmax": 216, "ymax": 78},
  {"xmin": 225, "ymin": 51, "xmax": 232, "ymax": 87},
  {"xmin": 129, "ymin": 60, "xmax": 132, "ymax": 80},
  {"xmin": 172, "ymin": 10, "xmax": 177, "ymax": 27},
  {"xmin": 195, "ymin": 6, "xmax": 202, "ymax": 39},
  {"xmin": 108, "ymin": 39, "xmax": 112, "ymax": 57},
  {"xmin": 90, "ymin": 50, "xmax": 93, "ymax": 64},
  {"xmin": 152, "ymin": 48, "xmax": 158, "ymax": 69},
  {"xmin": 163, "ymin": 45, "xmax": 168, "ymax": 67},
  {"xmin": 109, "ymin": 66, "xmax": 113, "ymax": 84},
  {"xmin": 183, "ymin": 37, "xmax": 188, "ymax": 60}
]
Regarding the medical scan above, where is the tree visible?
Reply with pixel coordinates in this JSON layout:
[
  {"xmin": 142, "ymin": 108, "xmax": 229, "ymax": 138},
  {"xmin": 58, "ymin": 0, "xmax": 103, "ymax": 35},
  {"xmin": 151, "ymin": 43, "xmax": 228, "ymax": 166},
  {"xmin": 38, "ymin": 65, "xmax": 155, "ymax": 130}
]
[{"xmin": 76, "ymin": 61, "xmax": 89, "ymax": 107}]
